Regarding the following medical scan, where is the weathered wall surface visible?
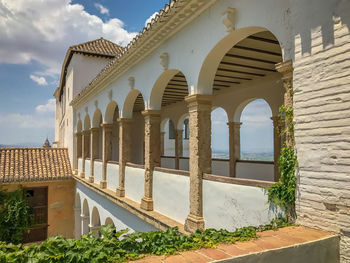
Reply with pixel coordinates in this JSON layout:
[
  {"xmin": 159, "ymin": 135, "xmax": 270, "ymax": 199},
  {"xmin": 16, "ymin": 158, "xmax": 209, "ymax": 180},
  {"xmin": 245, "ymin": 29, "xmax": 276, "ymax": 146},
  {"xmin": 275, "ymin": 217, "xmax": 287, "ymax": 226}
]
[
  {"xmin": 4, "ymin": 180, "xmax": 75, "ymax": 239},
  {"xmin": 291, "ymin": 1, "xmax": 350, "ymax": 261}
]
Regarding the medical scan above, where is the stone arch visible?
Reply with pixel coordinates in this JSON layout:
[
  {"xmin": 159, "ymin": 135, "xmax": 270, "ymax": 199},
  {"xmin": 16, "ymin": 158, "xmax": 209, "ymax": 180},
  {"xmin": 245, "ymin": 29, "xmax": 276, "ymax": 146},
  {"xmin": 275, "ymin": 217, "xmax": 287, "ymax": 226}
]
[
  {"xmin": 105, "ymin": 101, "xmax": 119, "ymax": 124},
  {"xmin": 104, "ymin": 217, "xmax": 115, "ymax": 226},
  {"xmin": 122, "ymin": 89, "xmax": 145, "ymax": 118},
  {"xmin": 82, "ymin": 199, "xmax": 90, "ymax": 235},
  {"xmin": 176, "ymin": 113, "xmax": 189, "ymax": 130},
  {"xmin": 92, "ymin": 109, "xmax": 103, "ymax": 128},
  {"xmin": 197, "ymin": 27, "xmax": 283, "ymax": 95},
  {"xmin": 76, "ymin": 119, "xmax": 82, "ymax": 133},
  {"xmin": 233, "ymin": 98, "xmax": 273, "ymax": 123},
  {"xmin": 149, "ymin": 69, "xmax": 187, "ymax": 110},
  {"xmin": 83, "ymin": 114, "xmax": 91, "ymax": 131},
  {"xmin": 91, "ymin": 207, "xmax": 101, "ymax": 227}
]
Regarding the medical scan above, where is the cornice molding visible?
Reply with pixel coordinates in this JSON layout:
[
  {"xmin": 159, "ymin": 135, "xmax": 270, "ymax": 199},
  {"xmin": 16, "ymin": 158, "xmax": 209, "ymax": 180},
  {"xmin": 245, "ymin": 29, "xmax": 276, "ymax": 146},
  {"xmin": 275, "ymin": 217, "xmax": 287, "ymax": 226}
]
[{"xmin": 70, "ymin": 0, "xmax": 217, "ymax": 108}]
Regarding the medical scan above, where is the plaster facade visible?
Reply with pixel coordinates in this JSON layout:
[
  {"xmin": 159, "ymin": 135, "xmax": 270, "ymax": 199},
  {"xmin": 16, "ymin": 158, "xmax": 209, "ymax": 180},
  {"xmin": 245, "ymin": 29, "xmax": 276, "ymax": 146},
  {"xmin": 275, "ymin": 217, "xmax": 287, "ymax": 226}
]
[{"xmin": 55, "ymin": 0, "xmax": 350, "ymax": 260}]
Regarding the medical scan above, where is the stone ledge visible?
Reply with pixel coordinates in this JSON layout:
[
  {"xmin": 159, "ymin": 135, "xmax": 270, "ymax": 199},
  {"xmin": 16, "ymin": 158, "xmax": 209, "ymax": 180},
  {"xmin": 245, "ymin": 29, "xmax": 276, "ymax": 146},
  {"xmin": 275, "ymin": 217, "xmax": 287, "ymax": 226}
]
[{"xmin": 73, "ymin": 175, "xmax": 188, "ymax": 234}]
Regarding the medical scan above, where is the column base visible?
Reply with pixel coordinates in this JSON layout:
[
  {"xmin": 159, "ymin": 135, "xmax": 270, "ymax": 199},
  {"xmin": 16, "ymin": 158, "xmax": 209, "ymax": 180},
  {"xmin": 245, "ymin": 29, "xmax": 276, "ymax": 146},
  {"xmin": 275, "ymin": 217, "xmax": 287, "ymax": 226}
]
[
  {"xmin": 184, "ymin": 214, "xmax": 205, "ymax": 233},
  {"xmin": 79, "ymin": 172, "xmax": 85, "ymax": 178},
  {"xmin": 116, "ymin": 187, "xmax": 125, "ymax": 197},
  {"xmin": 88, "ymin": 176, "xmax": 94, "ymax": 183},
  {"xmin": 100, "ymin": 180, "xmax": 107, "ymax": 189},
  {"xmin": 73, "ymin": 169, "xmax": 78, "ymax": 175},
  {"xmin": 141, "ymin": 197, "xmax": 154, "ymax": 211}
]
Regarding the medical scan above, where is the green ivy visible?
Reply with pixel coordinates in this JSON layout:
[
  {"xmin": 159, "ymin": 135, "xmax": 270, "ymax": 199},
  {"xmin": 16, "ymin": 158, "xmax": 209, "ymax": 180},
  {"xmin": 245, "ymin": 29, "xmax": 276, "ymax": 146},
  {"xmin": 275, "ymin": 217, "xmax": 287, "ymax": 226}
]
[
  {"xmin": 0, "ymin": 219, "xmax": 289, "ymax": 263},
  {"xmin": 268, "ymin": 105, "xmax": 297, "ymax": 219},
  {"xmin": 0, "ymin": 186, "xmax": 33, "ymax": 244}
]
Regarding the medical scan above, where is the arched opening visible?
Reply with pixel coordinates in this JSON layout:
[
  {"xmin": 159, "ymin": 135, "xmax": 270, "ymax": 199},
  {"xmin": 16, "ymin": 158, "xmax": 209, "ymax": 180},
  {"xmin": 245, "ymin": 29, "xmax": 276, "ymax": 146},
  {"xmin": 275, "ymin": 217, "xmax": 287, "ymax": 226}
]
[
  {"xmin": 83, "ymin": 114, "xmax": 91, "ymax": 157},
  {"xmin": 105, "ymin": 101, "xmax": 120, "ymax": 161},
  {"xmin": 82, "ymin": 199, "xmax": 90, "ymax": 235},
  {"xmin": 104, "ymin": 217, "xmax": 115, "ymax": 226},
  {"xmin": 74, "ymin": 193, "xmax": 81, "ymax": 238},
  {"xmin": 151, "ymin": 70, "xmax": 189, "ymax": 171},
  {"xmin": 177, "ymin": 114, "xmax": 190, "ymax": 158},
  {"xmin": 92, "ymin": 109, "xmax": 103, "ymax": 160},
  {"xmin": 123, "ymin": 90, "xmax": 145, "ymax": 165},
  {"xmin": 240, "ymin": 99, "xmax": 273, "ymax": 161},
  {"xmin": 76, "ymin": 120, "xmax": 83, "ymax": 162},
  {"xmin": 211, "ymin": 107, "xmax": 230, "ymax": 176},
  {"xmin": 90, "ymin": 207, "xmax": 101, "ymax": 237}
]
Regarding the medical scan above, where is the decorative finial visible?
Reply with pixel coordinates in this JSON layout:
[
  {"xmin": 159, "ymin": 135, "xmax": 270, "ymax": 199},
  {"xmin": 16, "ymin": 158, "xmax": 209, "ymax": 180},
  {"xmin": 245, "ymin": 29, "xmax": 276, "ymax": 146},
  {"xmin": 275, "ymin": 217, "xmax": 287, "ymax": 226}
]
[
  {"xmin": 160, "ymin": 53, "xmax": 169, "ymax": 70},
  {"xmin": 128, "ymin": 77, "xmax": 135, "ymax": 90},
  {"xmin": 222, "ymin": 8, "xmax": 236, "ymax": 32}
]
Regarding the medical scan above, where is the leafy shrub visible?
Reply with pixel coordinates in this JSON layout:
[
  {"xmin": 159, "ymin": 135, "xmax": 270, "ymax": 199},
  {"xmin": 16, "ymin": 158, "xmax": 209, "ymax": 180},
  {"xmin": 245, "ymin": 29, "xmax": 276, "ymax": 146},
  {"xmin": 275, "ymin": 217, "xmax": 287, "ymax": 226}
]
[
  {"xmin": 0, "ymin": 219, "xmax": 289, "ymax": 263},
  {"xmin": 0, "ymin": 187, "xmax": 32, "ymax": 244}
]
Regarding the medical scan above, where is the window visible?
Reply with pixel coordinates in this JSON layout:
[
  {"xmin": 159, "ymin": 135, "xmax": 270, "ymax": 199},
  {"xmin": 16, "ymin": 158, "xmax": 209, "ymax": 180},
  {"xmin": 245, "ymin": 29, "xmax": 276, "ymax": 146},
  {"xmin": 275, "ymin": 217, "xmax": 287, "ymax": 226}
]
[
  {"xmin": 168, "ymin": 120, "xmax": 175, "ymax": 139},
  {"xmin": 184, "ymin": 118, "xmax": 189, "ymax": 140}
]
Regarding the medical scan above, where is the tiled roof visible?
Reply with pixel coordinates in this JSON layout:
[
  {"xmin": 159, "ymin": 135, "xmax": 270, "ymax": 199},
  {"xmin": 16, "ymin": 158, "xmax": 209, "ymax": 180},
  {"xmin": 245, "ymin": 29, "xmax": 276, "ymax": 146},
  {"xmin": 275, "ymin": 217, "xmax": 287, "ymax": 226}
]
[
  {"xmin": 0, "ymin": 148, "xmax": 72, "ymax": 183},
  {"xmin": 69, "ymin": 38, "xmax": 123, "ymax": 57}
]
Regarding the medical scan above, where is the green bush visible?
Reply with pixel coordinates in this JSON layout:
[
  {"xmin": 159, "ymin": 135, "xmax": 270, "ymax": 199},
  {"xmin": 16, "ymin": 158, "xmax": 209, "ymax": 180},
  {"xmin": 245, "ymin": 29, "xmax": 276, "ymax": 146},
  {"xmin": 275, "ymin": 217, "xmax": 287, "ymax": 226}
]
[
  {"xmin": 0, "ymin": 219, "xmax": 289, "ymax": 263},
  {"xmin": 0, "ymin": 187, "xmax": 32, "ymax": 244}
]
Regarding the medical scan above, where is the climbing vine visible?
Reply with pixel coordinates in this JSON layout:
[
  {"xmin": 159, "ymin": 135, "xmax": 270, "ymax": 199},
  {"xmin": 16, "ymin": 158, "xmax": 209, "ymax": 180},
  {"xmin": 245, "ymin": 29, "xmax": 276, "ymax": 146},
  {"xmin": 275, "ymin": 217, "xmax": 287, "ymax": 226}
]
[
  {"xmin": 0, "ymin": 186, "xmax": 33, "ymax": 244},
  {"xmin": 268, "ymin": 105, "xmax": 297, "ymax": 220}
]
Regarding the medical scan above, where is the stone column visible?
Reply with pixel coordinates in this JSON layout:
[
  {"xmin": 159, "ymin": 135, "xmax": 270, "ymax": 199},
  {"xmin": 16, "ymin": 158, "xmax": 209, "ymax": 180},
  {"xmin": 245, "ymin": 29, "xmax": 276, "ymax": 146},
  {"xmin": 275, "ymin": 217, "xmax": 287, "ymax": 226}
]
[
  {"xmin": 276, "ymin": 60, "xmax": 294, "ymax": 147},
  {"xmin": 116, "ymin": 118, "xmax": 132, "ymax": 197},
  {"xmin": 140, "ymin": 110, "xmax": 161, "ymax": 211},
  {"xmin": 227, "ymin": 122, "xmax": 241, "ymax": 177},
  {"xmin": 184, "ymin": 94, "xmax": 212, "ymax": 232},
  {"xmin": 100, "ymin": 124, "xmax": 113, "ymax": 189},
  {"xmin": 160, "ymin": 132, "xmax": 165, "ymax": 156},
  {"xmin": 80, "ymin": 130, "xmax": 90, "ymax": 178},
  {"xmin": 271, "ymin": 116, "xmax": 281, "ymax": 182},
  {"xmin": 89, "ymin": 127, "xmax": 100, "ymax": 183},
  {"xmin": 175, "ymin": 129, "xmax": 183, "ymax": 170},
  {"xmin": 74, "ymin": 132, "xmax": 82, "ymax": 175}
]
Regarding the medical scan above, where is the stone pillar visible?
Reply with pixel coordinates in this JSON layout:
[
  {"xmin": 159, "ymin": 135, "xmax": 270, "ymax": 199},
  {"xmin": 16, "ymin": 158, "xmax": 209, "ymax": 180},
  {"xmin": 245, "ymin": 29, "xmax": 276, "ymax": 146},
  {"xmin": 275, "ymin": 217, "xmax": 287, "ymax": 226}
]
[
  {"xmin": 100, "ymin": 124, "xmax": 113, "ymax": 189},
  {"xmin": 116, "ymin": 118, "xmax": 132, "ymax": 197},
  {"xmin": 175, "ymin": 129, "xmax": 183, "ymax": 170},
  {"xmin": 227, "ymin": 122, "xmax": 241, "ymax": 177},
  {"xmin": 140, "ymin": 110, "xmax": 161, "ymax": 211},
  {"xmin": 89, "ymin": 127, "xmax": 100, "ymax": 183},
  {"xmin": 74, "ymin": 132, "xmax": 82, "ymax": 175},
  {"xmin": 80, "ymin": 130, "xmax": 90, "ymax": 178},
  {"xmin": 160, "ymin": 132, "xmax": 165, "ymax": 156},
  {"xmin": 271, "ymin": 116, "xmax": 282, "ymax": 182},
  {"xmin": 184, "ymin": 94, "xmax": 212, "ymax": 232},
  {"xmin": 276, "ymin": 60, "xmax": 294, "ymax": 147}
]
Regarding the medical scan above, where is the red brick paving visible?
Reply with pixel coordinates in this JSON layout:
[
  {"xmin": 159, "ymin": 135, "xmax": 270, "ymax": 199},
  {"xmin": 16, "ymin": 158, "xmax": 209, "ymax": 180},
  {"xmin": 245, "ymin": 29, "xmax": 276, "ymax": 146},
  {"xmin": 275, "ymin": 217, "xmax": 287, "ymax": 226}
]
[{"xmin": 132, "ymin": 226, "xmax": 333, "ymax": 263}]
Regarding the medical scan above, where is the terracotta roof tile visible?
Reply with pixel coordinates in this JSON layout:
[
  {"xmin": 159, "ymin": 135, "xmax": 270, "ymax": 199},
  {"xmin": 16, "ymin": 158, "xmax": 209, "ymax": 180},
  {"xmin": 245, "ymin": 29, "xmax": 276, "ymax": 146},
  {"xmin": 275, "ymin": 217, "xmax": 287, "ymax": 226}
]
[
  {"xmin": 0, "ymin": 148, "xmax": 72, "ymax": 183},
  {"xmin": 69, "ymin": 38, "xmax": 123, "ymax": 57}
]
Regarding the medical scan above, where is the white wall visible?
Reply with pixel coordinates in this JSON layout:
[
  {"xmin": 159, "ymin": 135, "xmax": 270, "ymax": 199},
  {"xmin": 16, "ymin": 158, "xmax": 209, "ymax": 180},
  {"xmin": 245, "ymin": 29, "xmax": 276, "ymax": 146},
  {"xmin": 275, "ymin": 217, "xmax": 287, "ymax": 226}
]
[
  {"xmin": 236, "ymin": 162, "xmax": 274, "ymax": 182},
  {"xmin": 78, "ymin": 158, "xmax": 82, "ymax": 174},
  {"xmin": 125, "ymin": 166, "xmax": 145, "ymax": 203},
  {"xmin": 76, "ymin": 182, "xmax": 158, "ymax": 233},
  {"xmin": 203, "ymin": 179, "xmax": 283, "ymax": 231},
  {"xmin": 94, "ymin": 161, "xmax": 103, "ymax": 184},
  {"xmin": 85, "ymin": 159, "xmax": 90, "ymax": 179},
  {"xmin": 106, "ymin": 163, "xmax": 119, "ymax": 191},
  {"xmin": 153, "ymin": 171, "xmax": 190, "ymax": 224}
]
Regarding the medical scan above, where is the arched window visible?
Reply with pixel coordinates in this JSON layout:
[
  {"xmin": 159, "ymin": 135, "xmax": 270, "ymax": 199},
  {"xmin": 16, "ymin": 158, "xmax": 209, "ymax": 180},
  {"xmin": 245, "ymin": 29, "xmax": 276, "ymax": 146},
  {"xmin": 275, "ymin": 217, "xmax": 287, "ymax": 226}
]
[
  {"xmin": 240, "ymin": 99, "xmax": 273, "ymax": 161},
  {"xmin": 211, "ymin": 107, "xmax": 229, "ymax": 159}
]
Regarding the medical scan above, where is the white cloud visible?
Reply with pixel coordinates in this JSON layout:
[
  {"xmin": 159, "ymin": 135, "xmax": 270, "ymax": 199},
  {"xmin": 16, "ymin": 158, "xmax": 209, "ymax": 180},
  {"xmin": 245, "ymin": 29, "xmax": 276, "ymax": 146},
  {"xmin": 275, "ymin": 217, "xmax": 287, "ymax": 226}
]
[
  {"xmin": 30, "ymin": 74, "xmax": 48, "ymax": 86},
  {"xmin": 145, "ymin": 12, "xmax": 158, "ymax": 27},
  {"xmin": 0, "ymin": 113, "xmax": 54, "ymax": 129},
  {"xmin": 0, "ymin": 0, "xmax": 137, "ymax": 76},
  {"xmin": 94, "ymin": 3, "xmax": 109, "ymax": 15},
  {"xmin": 35, "ymin": 99, "xmax": 55, "ymax": 113}
]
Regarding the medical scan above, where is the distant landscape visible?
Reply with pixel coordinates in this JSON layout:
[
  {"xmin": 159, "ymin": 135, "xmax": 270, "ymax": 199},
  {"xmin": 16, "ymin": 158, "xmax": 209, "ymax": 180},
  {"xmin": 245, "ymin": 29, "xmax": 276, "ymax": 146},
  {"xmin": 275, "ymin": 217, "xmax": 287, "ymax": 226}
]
[
  {"xmin": 0, "ymin": 143, "xmax": 40, "ymax": 148},
  {"xmin": 212, "ymin": 150, "xmax": 273, "ymax": 162}
]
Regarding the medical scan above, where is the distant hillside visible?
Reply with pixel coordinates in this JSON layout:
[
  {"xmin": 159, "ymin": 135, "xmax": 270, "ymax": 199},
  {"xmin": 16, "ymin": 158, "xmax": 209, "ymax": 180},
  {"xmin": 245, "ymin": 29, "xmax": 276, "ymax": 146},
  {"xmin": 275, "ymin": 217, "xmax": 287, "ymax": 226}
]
[{"xmin": 0, "ymin": 143, "xmax": 40, "ymax": 148}]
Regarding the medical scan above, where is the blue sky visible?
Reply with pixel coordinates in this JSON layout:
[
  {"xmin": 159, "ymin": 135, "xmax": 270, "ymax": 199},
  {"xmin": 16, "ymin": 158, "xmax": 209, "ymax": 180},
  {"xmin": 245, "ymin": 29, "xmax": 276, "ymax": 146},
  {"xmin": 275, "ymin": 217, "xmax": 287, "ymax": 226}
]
[{"xmin": 0, "ymin": 0, "xmax": 272, "ymax": 153}]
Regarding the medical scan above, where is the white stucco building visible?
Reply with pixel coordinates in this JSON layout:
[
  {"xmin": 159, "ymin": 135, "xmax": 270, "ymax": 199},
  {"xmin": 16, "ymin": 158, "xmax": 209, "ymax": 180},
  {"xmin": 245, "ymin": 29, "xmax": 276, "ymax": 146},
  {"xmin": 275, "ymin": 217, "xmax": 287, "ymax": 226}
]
[{"xmin": 54, "ymin": 0, "xmax": 350, "ymax": 261}]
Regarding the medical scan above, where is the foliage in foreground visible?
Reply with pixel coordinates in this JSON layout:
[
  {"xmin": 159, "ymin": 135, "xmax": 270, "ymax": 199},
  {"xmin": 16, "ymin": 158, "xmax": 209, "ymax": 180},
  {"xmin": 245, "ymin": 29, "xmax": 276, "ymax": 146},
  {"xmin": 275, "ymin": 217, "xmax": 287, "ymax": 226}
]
[
  {"xmin": 0, "ymin": 186, "xmax": 32, "ymax": 244},
  {"xmin": 0, "ymin": 218, "xmax": 289, "ymax": 263}
]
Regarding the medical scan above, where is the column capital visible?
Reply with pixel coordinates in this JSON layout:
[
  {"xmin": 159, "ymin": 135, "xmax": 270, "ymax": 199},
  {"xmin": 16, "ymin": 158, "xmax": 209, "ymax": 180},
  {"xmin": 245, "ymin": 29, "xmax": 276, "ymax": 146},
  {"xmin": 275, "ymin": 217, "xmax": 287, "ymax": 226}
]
[
  {"xmin": 275, "ymin": 60, "xmax": 293, "ymax": 75},
  {"xmin": 90, "ymin": 127, "xmax": 100, "ymax": 132},
  {"xmin": 82, "ymin": 130, "xmax": 90, "ymax": 135},
  {"xmin": 117, "ymin": 118, "xmax": 133, "ymax": 123},
  {"xmin": 101, "ymin": 123, "xmax": 113, "ymax": 129},
  {"xmin": 227, "ymin": 121, "xmax": 242, "ymax": 127},
  {"xmin": 75, "ymin": 131, "xmax": 82, "ymax": 136},
  {"xmin": 141, "ymin": 110, "xmax": 161, "ymax": 117},
  {"xmin": 185, "ymin": 94, "xmax": 213, "ymax": 105}
]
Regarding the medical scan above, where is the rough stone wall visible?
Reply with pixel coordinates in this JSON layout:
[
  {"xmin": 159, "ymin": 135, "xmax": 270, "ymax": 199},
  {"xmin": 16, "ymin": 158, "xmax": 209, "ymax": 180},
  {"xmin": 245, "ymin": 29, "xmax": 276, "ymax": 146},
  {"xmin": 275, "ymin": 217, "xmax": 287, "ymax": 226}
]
[{"xmin": 293, "ymin": 7, "xmax": 350, "ymax": 262}]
